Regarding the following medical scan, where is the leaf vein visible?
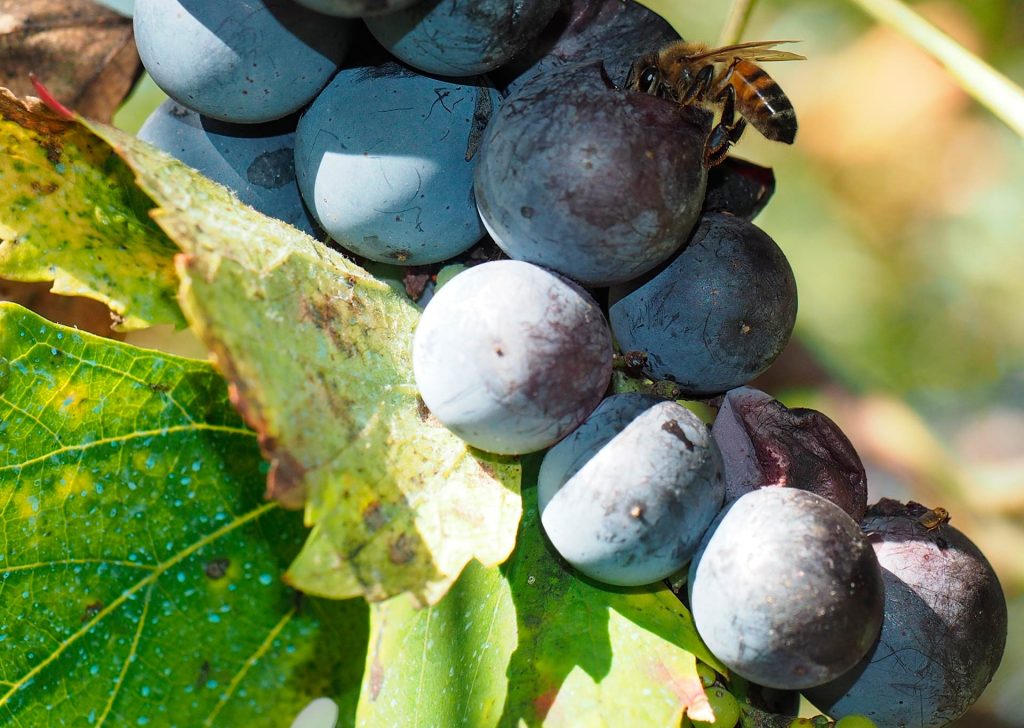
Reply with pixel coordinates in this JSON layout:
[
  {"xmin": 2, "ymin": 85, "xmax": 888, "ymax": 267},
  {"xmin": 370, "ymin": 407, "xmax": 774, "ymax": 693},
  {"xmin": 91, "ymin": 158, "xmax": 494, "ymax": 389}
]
[
  {"xmin": 0, "ymin": 394, "xmax": 63, "ymax": 447},
  {"xmin": 0, "ymin": 501, "xmax": 278, "ymax": 709},
  {"xmin": 202, "ymin": 608, "xmax": 296, "ymax": 727},
  {"xmin": 0, "ymin": 559, "xmax": 157, "ymax": 574},
  {"xmin": 96, "ymin": 582, "xmax": 154, "ymax": 727},
  {"xmin": 0, "ymin": 423, "xmax": 255, "ymax": 474}
]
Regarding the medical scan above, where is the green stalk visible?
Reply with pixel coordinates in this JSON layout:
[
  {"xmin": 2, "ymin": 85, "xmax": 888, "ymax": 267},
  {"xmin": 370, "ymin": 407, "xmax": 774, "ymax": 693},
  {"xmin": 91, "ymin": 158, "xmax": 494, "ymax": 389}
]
[
  {"xmin": 718, "ymin": 0, "xmax": 760, "ymax": 46},
  {"xmin": 846, "ymin": 0, "xmax": 1024, "ymax": 138}
]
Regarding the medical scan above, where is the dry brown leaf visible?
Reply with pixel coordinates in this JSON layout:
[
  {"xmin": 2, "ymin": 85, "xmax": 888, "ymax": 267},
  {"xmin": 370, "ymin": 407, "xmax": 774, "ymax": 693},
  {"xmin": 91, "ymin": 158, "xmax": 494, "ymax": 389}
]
[{"xmin": 0, "ymin": 0, "xmax": 141, "ymax": 123}]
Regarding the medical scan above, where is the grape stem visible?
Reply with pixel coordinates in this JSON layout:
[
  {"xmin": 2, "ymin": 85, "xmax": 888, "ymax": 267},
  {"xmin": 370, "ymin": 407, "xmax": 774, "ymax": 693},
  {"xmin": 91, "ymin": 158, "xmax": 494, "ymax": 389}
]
[
  {"xmin": 845, "ymin": 0, "xmax": 1024, "ymax": 138},
  {"xmin": 718, "ymin": 0, "xmax": 760, "ymax": 47}
]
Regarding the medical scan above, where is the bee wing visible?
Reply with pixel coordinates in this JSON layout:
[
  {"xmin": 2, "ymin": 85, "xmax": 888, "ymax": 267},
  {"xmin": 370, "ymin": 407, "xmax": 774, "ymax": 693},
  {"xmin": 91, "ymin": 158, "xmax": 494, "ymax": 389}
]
[{"xmin": 689, "ymin": 40, "xmax": 806, "ymax": 64}]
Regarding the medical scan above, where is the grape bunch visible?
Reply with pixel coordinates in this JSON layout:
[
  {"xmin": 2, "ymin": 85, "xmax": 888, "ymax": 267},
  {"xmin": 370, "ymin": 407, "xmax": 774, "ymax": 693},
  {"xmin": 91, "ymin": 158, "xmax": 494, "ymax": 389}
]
[{"xmin": 130, "ymin": 0, "xmax": 1007, "ymax": 725}]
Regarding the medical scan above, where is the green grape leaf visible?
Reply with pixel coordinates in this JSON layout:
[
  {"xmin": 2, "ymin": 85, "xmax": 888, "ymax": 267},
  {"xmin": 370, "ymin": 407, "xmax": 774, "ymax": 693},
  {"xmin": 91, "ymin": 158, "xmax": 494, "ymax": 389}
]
[
  {"xmin": 0, "ymin": 303, "xmax": 367, "ymax": 726},
  {"xmin": 357, "ymin": 477, "xmax": 724, "ymax": 728},
  {"xmin": 74, "ymin": 110, "xmax": 521, "ymax": 605},
  {"xmin": 0, "ymin": 90, "xmax": 183, "ymax": 331},
  {"xmin": 0, "ymin": 88, "xmax": 521, "ymax": 605}
]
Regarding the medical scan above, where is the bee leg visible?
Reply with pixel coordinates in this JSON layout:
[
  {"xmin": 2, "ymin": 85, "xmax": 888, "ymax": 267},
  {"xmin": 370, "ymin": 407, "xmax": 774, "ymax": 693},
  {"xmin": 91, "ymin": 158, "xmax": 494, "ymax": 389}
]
[
  {"xmin": 680, "ymin": 64, "xmax": 716, "ymax": 104},
  {"xmin": 729, "ymin": 118, "xmax": 747, "ymax": 144},
  {"xmin": 703, "ymin": 124, "xmax": 733, "ymax": 168},
  {"xmin": 702, "ymin": 85, "xmax": 745, "ymax": 168}
]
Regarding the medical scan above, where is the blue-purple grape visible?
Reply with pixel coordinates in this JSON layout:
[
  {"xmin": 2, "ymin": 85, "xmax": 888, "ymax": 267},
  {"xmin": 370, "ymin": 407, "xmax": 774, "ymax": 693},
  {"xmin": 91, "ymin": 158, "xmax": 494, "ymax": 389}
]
[
  {"xmin": 805, "ymin": 499, "xmax": 1007, "ymax": 727},
  {"xmin": 138, "ymin": 100, "xmax": 317, "ymax": 235},
  {"xmin": 292, "ymin": 0, "xmax": 418, "ymax": 16},
  {"xmin": 609, "ymin": 213, "xmax": 797, "ymax": 396},
  {"xmin": 538, "ymin": 394, "xmax": 724, "ymax": 586},
  {"xmin": 295, "ymin": 64, "xmax": 499, "ymax": 264},
  {"xmin": 364, "ymin": 0, "xmax": 562, "ymax": 76},
  {"xmin": 134, "ymin": 0, "xmax": 349, "ymax": 123},
  {"xmin": 688, "ymin": 487, "xmax": 884, "ymax": 690},
  {"xmin": 498, "ymin": 0, "xmax": 680, "ymax": 96}
]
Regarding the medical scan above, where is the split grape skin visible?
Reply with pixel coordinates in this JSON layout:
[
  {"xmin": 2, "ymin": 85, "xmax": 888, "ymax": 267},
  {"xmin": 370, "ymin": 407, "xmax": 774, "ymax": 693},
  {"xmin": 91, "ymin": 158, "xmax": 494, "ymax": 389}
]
[
  {"xmin": 412, "ymin": 260, "xmax": 612, "ymax": 455},
  {"xmin": 133, "ymin": 0, "xmax": 350, "ymax": 124},
  {"xmin": 294, "ymin": 63, "xmax": 500, "ymax": 265},
  {"xmin": 609, "ymin": 212, "xmax": 798, "ymax": 397},
  {"xmin": 711, "ymin": 386, "xmax": 868, "ymax": 520},
  {"xmin": 538, "ymin": 394, "xmax": 725, "ymax": 586},
  {"xmin": 688, "ymin": 488, "xmax": 884, "ymax": 691},
  {"xmin": 365, "ymin": 0, "xmax": 563, "ymax": 76},
  {"xmin": 476, "ymin": 60, "xmax": 710, "ymax": 287},
  {"xmin": 805, "ymin": 499, "xmax": 1008, "ymax": 727},
  {"xmin": 138, "ymin": 100, "xmax": 318, "ymax": 236}
]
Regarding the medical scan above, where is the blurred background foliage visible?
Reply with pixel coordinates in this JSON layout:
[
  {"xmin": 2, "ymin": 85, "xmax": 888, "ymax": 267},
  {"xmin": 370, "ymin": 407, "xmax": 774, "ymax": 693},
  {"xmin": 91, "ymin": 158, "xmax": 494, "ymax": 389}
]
[{"xmin": 39, "ymin": 0, "xmax": 1024, "ymax": 724}]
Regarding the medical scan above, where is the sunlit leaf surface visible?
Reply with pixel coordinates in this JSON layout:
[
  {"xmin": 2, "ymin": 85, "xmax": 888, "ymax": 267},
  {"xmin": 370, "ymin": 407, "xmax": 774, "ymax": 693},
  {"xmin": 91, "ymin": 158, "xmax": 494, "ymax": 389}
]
[
  {"xmin": 0, "ymin": 90, "xmax": 182, "ymax": 330},
  {"xmin": 357, "ymin": 478, "xmax": 722, "ymax": 728},
  {"xmin": 0, "ymin": 303, "xmax": 367, "ymax": 726},
  {"xmin": 0, "ymin": 87, "xmax": 521, "ymax": 606},
  {"xmin": 82, "ymin": 117, "xmax": 522, "ymax": 606}
]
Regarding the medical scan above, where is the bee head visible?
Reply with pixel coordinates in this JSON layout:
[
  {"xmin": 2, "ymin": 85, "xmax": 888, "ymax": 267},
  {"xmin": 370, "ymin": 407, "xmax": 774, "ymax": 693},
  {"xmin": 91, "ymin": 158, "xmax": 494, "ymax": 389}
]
[{"xmin": 626, "ymin": 54, "xmax": 662, "ymax": 95}]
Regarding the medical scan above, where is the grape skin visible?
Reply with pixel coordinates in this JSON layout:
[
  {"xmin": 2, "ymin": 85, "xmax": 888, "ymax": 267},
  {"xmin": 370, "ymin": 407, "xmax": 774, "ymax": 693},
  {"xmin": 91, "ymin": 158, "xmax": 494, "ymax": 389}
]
[
  {"xmin": 134, "ymin": 0, "xmax": 350, "ymax": 123},
  {"xmin": 539, "ymin": 395, "xmax": 725, "ymax": 586},
  {"xmin": 364, "ymin": 0, "xmax": 562, "ymax": 76},
  {"xmin": 294, "ymin": 64, "xmax": 500, "ymax": 265},
  {"xmin": 138, "ymin": 100, "xmax": 318, "ymax": 236},
  {"xmin": 412, "ymin": 260, "xmax": 612, "ymax": 455}
]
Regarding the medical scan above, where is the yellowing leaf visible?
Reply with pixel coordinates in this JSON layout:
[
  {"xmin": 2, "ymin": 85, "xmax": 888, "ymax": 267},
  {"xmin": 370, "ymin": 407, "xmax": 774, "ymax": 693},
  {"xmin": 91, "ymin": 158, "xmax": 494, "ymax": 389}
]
[
  {"xmin": 0, "ymin": 303, "xmax": 367, "ymax": 726},
  {"xmin": 0, "ymin": 90, "xmax": 183, "ymax": 330},
  {"xmin": 0, "ymin": 88, "xmax": 521, "ymax": 606},
  {"xmin": 78, "ymin": 109, "xmax": 521, "ymax": 605}
]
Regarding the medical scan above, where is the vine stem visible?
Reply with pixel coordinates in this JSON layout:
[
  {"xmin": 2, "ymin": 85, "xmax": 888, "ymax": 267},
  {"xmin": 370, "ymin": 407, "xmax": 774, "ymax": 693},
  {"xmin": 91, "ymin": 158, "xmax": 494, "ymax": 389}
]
[
  {"xmin": 718, "ymin": 0, "xmax": 760, "ymax": 46},
  {"xmin": 846, "ymin": 0, "xmax": 1024, "ymax": 138}
]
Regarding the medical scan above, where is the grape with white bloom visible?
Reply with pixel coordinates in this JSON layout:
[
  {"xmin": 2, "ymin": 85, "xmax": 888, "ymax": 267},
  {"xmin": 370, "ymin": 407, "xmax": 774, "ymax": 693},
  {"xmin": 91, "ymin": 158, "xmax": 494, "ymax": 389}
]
[{"xmin": 413, "ymin": 261, "xmax": 612, "ymax": 455}]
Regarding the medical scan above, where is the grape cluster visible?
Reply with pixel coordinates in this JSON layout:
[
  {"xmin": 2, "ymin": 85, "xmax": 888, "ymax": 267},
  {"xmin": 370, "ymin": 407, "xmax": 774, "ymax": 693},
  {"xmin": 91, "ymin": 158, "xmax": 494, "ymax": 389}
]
[{"xmin": 131, "ymin": 0, "xmax": 1007, "ymax": 724}]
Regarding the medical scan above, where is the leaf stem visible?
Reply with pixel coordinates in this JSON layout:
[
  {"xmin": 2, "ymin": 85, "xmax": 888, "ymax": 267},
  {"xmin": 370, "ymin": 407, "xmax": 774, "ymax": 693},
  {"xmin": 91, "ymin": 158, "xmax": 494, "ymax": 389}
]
[
  {"xmin": 845, "ymin": 0, "xmax": 1024, "ymax": 138},
  {"xmin": 718, "ymin": 0, "xmax": 760, "ymax": 46}
]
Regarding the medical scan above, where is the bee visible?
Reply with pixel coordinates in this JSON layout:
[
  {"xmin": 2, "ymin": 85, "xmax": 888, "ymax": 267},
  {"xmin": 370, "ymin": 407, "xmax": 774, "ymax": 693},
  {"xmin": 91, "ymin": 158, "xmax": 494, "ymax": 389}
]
[
  {"xmin": 917, "ymin": 506, "xmax": 951, "ymax": 531},
  {"xmin": 626, "ymin": 40, "xmax": 805, "ymax": 167}
]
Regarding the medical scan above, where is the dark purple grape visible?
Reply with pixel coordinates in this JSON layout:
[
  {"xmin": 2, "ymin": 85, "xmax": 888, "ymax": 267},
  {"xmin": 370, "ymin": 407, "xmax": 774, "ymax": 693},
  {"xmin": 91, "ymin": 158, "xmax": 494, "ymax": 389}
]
[
  {"xmin": 805, "ymin": 499, "xmax": 1007, "ymax": 727},
  {"xmin": 702, "ymin": 157, "xmax": 776, "ymax": 221},
  {"xmin": 497, "ymin": 0, "xmax": 680, "ymax": 95},
  {"xmin": 364, "ymin": 0, "xmax": 562, "ymax": 76},
  {"xmin": 475, "ymin": 61, "xmax": 709, "ymax": 287},
  {"xmin": 688, "ymin": 488, "xmax": 884, "ymax": 690},
  {"xmin": 711, "ymin": 386, "xmax": 867, "ymax": 520},
  {"xmin": 609, "ymin": 213, "xmax": 797, "ymax": 397},
  {"xmin": 292, "ymin": 0, "xmax": 419, "ymax": 16}
]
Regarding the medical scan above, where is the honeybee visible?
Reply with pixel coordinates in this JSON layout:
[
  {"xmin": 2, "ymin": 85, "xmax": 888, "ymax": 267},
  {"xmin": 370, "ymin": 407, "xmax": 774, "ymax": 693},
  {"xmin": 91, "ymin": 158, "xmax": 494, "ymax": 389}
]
[
  {"xmin": 626, "ymin": 40, "xmax": 805, "ymax": 167},
  {"xmin": 917, "ymin": 506, "xmax": 951, "ymax": 531}
]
